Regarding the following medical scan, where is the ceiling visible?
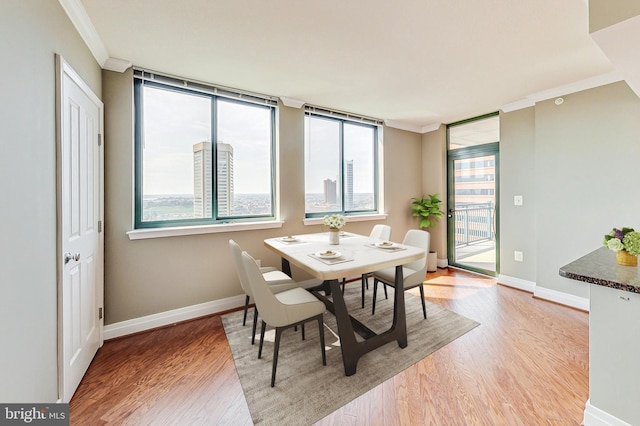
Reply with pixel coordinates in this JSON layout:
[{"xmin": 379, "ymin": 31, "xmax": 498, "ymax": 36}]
[{"xmin": 73, "ymin": 0, "xmax": 618, "ymax": 132}]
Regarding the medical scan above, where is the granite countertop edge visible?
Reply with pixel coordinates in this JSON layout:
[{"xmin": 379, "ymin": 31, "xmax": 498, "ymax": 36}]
[
  {"xmin": 559, "ymin": 269, "xmax": 640, "ymax": 294},
  {"xmin": 558, "ymin": 247, "xmax": 640, "ymax": 294}
]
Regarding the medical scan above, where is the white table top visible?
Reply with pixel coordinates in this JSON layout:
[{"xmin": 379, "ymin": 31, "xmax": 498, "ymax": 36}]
[{"xmin": 264, "ymin": 232, "xmax": 425, "ymax": 281}]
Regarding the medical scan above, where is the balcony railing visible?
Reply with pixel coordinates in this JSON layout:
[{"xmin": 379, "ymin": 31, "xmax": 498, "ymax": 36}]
[{"xmin": 453, "ymin": 202, "xmax": 494, "ymax": 247}]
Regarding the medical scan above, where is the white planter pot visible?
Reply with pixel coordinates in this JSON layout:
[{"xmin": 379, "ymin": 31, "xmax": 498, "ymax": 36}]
[{"xmin": 427, "ymin": 251, "xmax": 437, "ymax": 272}]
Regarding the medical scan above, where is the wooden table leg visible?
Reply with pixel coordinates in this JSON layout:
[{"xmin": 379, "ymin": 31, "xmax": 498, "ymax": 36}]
[
  {"xmin": 281, "ymin": 258, "xmax": 291, "ymax": 277},
  {"xmin": 326, "ymin": 264, "xmax": 407, "ymax": 376}
]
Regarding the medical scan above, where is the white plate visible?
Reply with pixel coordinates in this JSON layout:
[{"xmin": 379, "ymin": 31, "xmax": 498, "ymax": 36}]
[
  {"xmin": 280, "ymin": 236, "xmax": 298, "ymax": 242},
  {"xmin": 375, "ymin": 241, "xmax": 397, "ymax": 249},
  {"xmin": 316, "ymin": 250, "xmax": 342, "ymax": 259}
]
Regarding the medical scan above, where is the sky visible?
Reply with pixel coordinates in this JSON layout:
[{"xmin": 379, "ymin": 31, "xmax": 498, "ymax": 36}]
[{"xmin": 142, "ymin": 84, "xmax": 376, "ymax": 196}]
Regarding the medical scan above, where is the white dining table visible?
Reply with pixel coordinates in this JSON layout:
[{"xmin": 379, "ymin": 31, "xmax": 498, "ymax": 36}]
[{"xmin": 264, "ymin": 231, "xmax": 425, "ymax": 376}]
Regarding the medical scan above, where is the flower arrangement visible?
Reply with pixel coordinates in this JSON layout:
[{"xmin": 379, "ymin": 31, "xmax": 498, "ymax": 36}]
[
  {"xmin": 323, "ymin": 214, "xmax": 346, "ymax": 230},
  {"xmin": 603, "ymin": 227, "xmax": 640, "ymax": 256}
]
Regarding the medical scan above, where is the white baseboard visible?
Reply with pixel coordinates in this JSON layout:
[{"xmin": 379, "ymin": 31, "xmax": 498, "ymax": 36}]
[
  {"xmin": 437, "ymin": 258, "xmax": 448, "ymax": 268},
  {"xmin": 498, "ymin": 274, "xmax": 589, "ymax": 312},
  {"xmin": 103, "ymin": 278, "xmax": 324, "ymax": 340},
  {"xmin": 533, "ymin": 286, "xmax": 589, "ymax": 312},
  {"xmin": 103, "ymin": 295, "xmax": 245, "ymax": 340},
  {"xmin": 584, "ymin": 399, "xmax": 633, "ymax": 426},
  {"xmin": 497, "ymin": 274, "xmax": 536, "ymax": 292}
]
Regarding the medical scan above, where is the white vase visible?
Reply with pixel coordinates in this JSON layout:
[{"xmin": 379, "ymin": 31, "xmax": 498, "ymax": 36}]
[{"xmin": 329, "ymin": 229, "xmax": 340, "ymax": 245}]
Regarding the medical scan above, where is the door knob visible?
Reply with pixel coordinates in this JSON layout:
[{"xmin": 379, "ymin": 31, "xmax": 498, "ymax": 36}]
[{"xmin": 64, "ymin": 252, "xmax": 80, "ymax": 264}]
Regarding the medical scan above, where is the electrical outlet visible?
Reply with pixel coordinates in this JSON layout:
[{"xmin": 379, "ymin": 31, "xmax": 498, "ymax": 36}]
[
  {"xmin": 514, "ymin": 251, "xmax": 523, "ymax": 262},
  {"xmin": 514, "ymin": 195, "xmax": 523, "ymax": 206}
]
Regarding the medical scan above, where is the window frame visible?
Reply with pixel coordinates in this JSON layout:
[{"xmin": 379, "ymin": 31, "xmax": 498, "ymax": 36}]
[
  {"xmin": 133, "ymin": 73, "xmax": 277, "ymax": 229},
  {"xmin": 303, "ymin": 111, "xmax": 381, "ymax": 218}
]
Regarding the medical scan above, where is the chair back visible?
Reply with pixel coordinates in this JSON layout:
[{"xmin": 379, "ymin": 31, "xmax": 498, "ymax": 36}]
[
  {"xmin": 242, "ymin": 251, "xmax": 289, "ymax": 326},
  {"xmin": 229, "ymin": 239, "xmax": 253, "ymax": 298},
  {"xmin": 402, "ymin": 229, "xmax": 430, "ymax": 273},
  {"xmin": 370, "ymin": 224, "xmax": 391, "ymax": 241}
]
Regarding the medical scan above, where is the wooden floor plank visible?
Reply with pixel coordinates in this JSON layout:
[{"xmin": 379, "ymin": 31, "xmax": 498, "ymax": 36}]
[{"xmin": 70, "ymin": 268, "xmax": 588, "ymax": 425}]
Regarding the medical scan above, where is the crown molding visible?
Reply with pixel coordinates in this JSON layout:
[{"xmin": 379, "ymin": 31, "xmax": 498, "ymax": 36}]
[
  {"xmin": 58, "ymin": 0, "xmax": 109, "ymax": 67},
  {"xmin": 104, "ymin": 57, "xmax": 132, "ymax": 73},
  {"xmin": 500, "ymin": 98, "xmax": 536, "ymax": 113},
  {"xmin": 384, "ymin": 120, "xmax": 441, "ymax": 134},
  {"xmin": 384, "ymin": 120, "xmax": 423, "ymax": 133},
  {"xmin": 500, "ymin": 70, "xmax": 624, "ymax": 113},
  {"xmin": 279, "ymin": 97, "xmax": 306, "ymax": 108},
  {"xmin": 420, "ymin": 122, "xmax": 442, "ymax": 133}
]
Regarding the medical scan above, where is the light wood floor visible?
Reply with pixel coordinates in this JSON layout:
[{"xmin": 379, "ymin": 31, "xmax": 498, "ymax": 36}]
[{"xmin": 70, "ymin": 268, "xmax": 589, "ymax": 425}]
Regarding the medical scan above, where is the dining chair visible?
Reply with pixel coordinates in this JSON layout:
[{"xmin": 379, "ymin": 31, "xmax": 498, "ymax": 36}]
[
  {"xmin": 371, "ymin": 229, "xmax": 430, "ymax": 319},
  {"xmin": 341, "ymin": 224, "xmax": 392, "ymax": 308},
  {"xmin": 241, "ymin": 251, "xmax": 327, "ymax": 387},
  {"xmin": 229, "ymin": 239, "xmax": 298, "ymax": 344}
]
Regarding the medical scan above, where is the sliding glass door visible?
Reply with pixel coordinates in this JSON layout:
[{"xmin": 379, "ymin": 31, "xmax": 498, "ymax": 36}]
[{"xmin": 447, "ymin": 114, "xmax": 499, "ymax": 276}]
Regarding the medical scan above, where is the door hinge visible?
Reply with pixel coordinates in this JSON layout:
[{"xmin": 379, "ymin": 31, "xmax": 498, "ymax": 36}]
[
  {"xmin": 98, "ymin": 133, "xmax": 102, "ymax": 146},
  {"xmin": 98, "ymin": 307, "xmax": 103, "ymax": 320},
  {"xmin": 98, "ymin": 220, "xmax": 102, "ymax": 233}
]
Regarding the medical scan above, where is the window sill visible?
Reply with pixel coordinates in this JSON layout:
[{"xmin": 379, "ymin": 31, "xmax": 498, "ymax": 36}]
[
  {"xmin": 303, "ymin": 213, "xmax": 388, "ymax": 227},
  {"xmin": 127, "ymin": 220, "xmax": 284, "ymax": 240}
]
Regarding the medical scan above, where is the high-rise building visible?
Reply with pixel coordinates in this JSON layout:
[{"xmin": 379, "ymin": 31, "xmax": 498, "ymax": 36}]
[
  {"xmin": 193, "ymin": 141, "xmax": 212, "ymax": 218},
  {"xmin": 217, "ymin": 142, "xmax": 234, "ymax": 216},
  {"xmin": 345, "ymin": 160, "xmax": 354, "ymax": 210},
  {"xmin": 323, "ymin": 178, "xmax": 337, "ymax": 206}
]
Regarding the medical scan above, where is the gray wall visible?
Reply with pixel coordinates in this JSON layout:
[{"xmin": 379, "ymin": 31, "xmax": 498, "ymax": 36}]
[
  {"xmin": 0, "ymin": 1, "xmax": 101, "ymax": 402},
  {"xmin": 499, "ymin": 107, "xmax": 537, "ymax": 282},
  {"xmin": 534, "ymin": 81, "xmax": 640, "ymax": 298},
  {"xmin": 421, "ymin": 126, "xmax": 447, "ymax": 258},
  {"xmin": 103, "ymin": 70, "xmax": 423, "ymax": 324}
]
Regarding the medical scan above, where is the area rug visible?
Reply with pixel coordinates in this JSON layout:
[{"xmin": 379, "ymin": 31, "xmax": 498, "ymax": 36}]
[{"xmin": 221, "ymin": 283, "xmax": 479, "ymax": 426}]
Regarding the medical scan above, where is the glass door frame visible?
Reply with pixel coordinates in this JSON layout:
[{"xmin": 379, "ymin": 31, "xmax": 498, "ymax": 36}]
[{"xmin": 446, "ymin": 142, "xmax": 500, "ymax": 277}]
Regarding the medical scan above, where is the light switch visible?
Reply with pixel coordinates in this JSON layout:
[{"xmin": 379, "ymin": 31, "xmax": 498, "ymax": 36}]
[
  {"xmin": 514, "ymin": 195, "xmax": 523, "ymax": 206},
  {"xmin": 514, "ymin": 251, "xmax": 523, "ymax": 262}
]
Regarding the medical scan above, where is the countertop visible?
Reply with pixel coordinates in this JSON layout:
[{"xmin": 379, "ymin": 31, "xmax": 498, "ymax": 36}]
[{"xmin": 559, "ymin": 246, "xmax": 640, "ymax": 294}]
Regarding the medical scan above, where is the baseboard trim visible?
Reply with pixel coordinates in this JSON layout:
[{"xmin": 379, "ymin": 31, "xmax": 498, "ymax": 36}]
[
  {"xmin": 583, "ymin": 399, "xmax": 633, "ymax": 426},
  {"xmin": 437, "ymin": 258, "xmax": 448, "ymax": 268},
  {"xmin": 103, "ymin": 295, "xmax": 245, "ymax": 340},
  {"xmin": 497, "ymin": 274, "xmax": 536, "ymax": 292},
  {"xmin": 497, "ymin": 274, "xmax": 589, "ymax": 312},
  {"xmin": 533, "ymin": 286, "xmax": 589, "ymax": 312},
  {"xmin": 103, "ymin": 278, "xmax": 323, "ymax": 340}
]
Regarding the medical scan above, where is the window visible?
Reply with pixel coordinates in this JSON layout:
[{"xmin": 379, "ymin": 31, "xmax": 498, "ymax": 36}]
[
  {"xmin": 134, "ymin": 71, "xmax": 276, "ymax": 228},
  {"xmin": 304, "ymin": 110, "xmax": 380, "ymax": 216}
]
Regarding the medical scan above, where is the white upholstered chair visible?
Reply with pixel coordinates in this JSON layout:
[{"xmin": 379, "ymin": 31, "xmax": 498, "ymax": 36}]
[
  {"xmin": 229, "ymin": 239, "xmax": 297, "ymax": 344},
  {"xmin": 242, "ymin": 251, "xmax": 327, "ymax": 387},
  {"xmin": 341, "ymin": 224, "xmax": 392, "ymax": 308},
  {"xmin": 371, "ymin": 229, "xmax": 430, "ymax": 319}
]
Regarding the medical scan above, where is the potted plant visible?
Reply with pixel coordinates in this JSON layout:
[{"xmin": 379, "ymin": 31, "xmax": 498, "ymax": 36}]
[
  {"xmin": 603, "ymin": 227, "xmax": 640, "ymax": 266},
  {"xmin": 411, "ymin": 194, "xmax": 445, "ymax": 272}
]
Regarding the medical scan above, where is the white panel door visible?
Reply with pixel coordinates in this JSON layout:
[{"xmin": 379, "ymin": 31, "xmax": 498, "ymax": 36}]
[{"xmin": 56, "ymin": 56, "xmax": 104, "ymax": 403}]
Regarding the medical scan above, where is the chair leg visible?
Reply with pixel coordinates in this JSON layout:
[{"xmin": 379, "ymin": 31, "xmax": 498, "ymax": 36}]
[
  {"xmin": 317, "ymin": 316, "xmax": 326, "ymax": 366},
  {"xmin": 341, "ymin": 278, "xmax": 346, "ymax": 294},
  {"xmin": 301, "ymin": 323, "xmax": 305, "ymax": 340},
  {"xmin": 242, "ymin": 295, "xmax": 250, "ymax": 326},
  {"xmin": 251, "ymin": 306, "xmax": 259, "ymax": 345},
  {"xmin": 419, "ymin": 285, "xmax": 427, "ymax": 319},
  {"xmin": 361, "ymin": 274, "xmax": 367, "ymax": 309},
  {"xmin": 258, "ymin": 321, "xmax": 266, "ymax": 359},
  {"xmin": 383, "ymin": 283, "xmax": 388, "ymax": 299},
  {"xmin": 372, "ymin": 278, "xmax": 378, "ymax": 315},
  {"xmin": 271, "ymin": 327, "xmax": 283, "ymax": 387}
]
